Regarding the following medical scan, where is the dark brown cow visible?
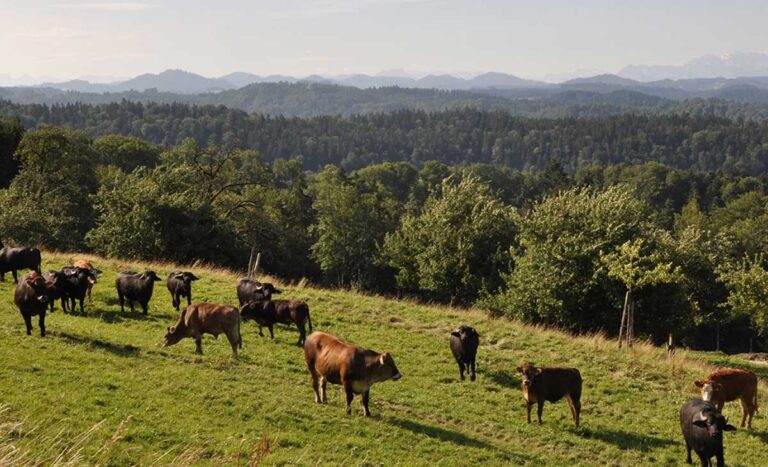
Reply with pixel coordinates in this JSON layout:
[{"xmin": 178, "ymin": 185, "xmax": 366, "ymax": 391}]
[
  {"xmin": 516, "ymin": 362, "xmax": 582, "ymax": 427},
  {"xmin": 695, "ymin": 368, "xmax": 759, "ymax": 429},
  {"xmin": 303, "ymin": 331, "xmax": 401, "ymax": 416},
  {"xmin": 240, "ymin": 298, "xmax": 313, "ymax": 346},
  {"xmin": 162, "ymin": 303, "xmax": 242, "ymax": 358},
  {"xmin": 73, "ymin": 260, "xmax": 101, "ymax": 303},
  {"xmin": 14, "ymin": 271, "xmax": 49, "ymax": 336}
]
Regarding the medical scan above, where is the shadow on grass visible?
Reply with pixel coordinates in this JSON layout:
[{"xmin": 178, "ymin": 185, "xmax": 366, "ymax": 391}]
[
  {"xmin": 577, "ymin": 427, "xmax": 676, "ymax": 451},
  {"xmin": 52, "ymin": 331, "xmax": 141, "ymax": 357},
  {"xmin": 387, "ymin": 417, "xmax": 496, "ymax": 450},
  {"xmin": 487, "ymin": 370, "xmax": 518, "ymax": 389},
  {"xmin": 86, "ymin": 309, "xmax": 165, "ymax": 323},
  {"xmin": 750, "ymin": 430, "xmax": 768, "ymax": 443}
]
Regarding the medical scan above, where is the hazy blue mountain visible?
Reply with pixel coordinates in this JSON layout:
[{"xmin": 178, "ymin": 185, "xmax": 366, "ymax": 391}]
[
  {"xmin": 619, "ymin": 52, "xmax": 768, "ymax": 81},
  {"xmin": 112, "ymin": 69, "xmax": 234, "ymax": 93},
  {"xmin": 219, "ymin": 72, "xmax": 263, "ymax": 87}
]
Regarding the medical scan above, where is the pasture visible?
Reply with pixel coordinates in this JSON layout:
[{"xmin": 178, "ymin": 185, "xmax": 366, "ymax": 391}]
[{"xmin": 0, "ymin": 253, "xmax": 766, "ymax": 465}]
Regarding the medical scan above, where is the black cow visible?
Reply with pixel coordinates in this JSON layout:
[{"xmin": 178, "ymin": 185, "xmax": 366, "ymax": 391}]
[
  {"xmin": 166, "ymin": 271, "xmax": 199, "ymax": 311},
  {"xmin": 236, "ymin": 278, "xmax": 281, "ymax": 306},
  {"xmin": 680, "ymin": 398, "xmax": 736, "ymax": 466},
  {"xmin": 115, "ymin": 271, "xmax": 161, "ymax": 314},
  {"xmin": 14, "ymin": 271, "xmax": 49, "ymax": 336},
  {"xmin": 0, "ymin": 245, "xmax": 41, "ymax": 283},
  {"xmin": 61, "ymin": 266, "xmax": 96, "ymax": 314},
  {"xmin": 450, "ymin": 325, "xmax": 479, "ymax": 381},
  {"xmin": 241, "ymin": 297, "xmax": 313, "ymax": 346},
  {"xmin": 42, "ymin": 270, "xmax": 71, "ymax": 313}
]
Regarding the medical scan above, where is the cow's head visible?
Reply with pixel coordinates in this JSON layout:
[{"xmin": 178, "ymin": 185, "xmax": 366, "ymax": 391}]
[
  {"xmin": 162, "ymin": 325, "xmax": 183, "ymax": 347},
  {"xmin": 691, "ymin": 409, "xmax": 736, "ymax": 439},
  {"xmin": 516, "ymin": 362, "xmax": 541, "ymax": 387},
  {"xmin": 240, "ymin": 301, "xmax": 266, "ymax": 320},
  {"xmin": 256, "ymin": 282, "xmax": 282, "ymax": 300},
  {"xmin": 451, "ymin": 325, "xmax": 480, "ymax": 344},
  {"xmin": 173, "ymin": 271, "xmax": 199, "ymax": 284},
  {"xmin": 694, "ymin": 380, "xmax": 722, "ymax": 402},
  {"xmin": 376, "ymin": 352, "xmax": 402, "ymax": 382},
  {"xmin": 64, "ymin": 266, "xmax": 96, "ymax": 283},
  {"xmin": 24, "ymin": 273, "xmax": 49, "ymax": 303},
  {"xmin": 141, "ymin": 271, "xmax": 162, "ymax": 282}
]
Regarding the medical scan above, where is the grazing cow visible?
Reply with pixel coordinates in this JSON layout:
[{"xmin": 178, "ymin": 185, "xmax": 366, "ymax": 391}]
[
  {"xmin": 0, "ymin": 245, "xmax": 41, "ymax": 283},
  {"xmin": 42, "ymin": 270, "xmax": 70, "ymax": 313},
  {"xmin": 241, "ymin": 297, "xmax": 313, "ymax": 346},
  {"xmin": 162, "ymin": 303, "xmax": 242, "ymax": 358},
  {"xmin": 166, "ymin": 271, "xmax": 199, "ymax": 311},
  {"xmin": 304, "ymin": 331, "xmax": 401, "ymax": 416},
  {"xmin": 73, "ymin": 260, "xmax": 101, "ymax": 303},
  {"xmin": 14, "ymin": 271, "xmax": 49, "ymax": 336},
  {"xmin": 450, "ymin": 325, "xmax": 479, "ymax": 381},
  {"xmin": 61, "ymin": 266, "xmax": 97, "ymax": 314},
  {"xmin": 680, "ymin": 398, "xmax": 736, "ymax": 466},
  {"xmin": 695, "ymin": 368, "xmax": 759, "ymax": 429},
  {"xmin": 236, "ymin": 278, "xmax": 281, "ymax": 306},
  {"xmin": 115, "ymin": 271, "xmax": 161, "ymax": 314},
  {"xmin": 516, "ymin": 362, "xmax": 582, "ymax": 427}
]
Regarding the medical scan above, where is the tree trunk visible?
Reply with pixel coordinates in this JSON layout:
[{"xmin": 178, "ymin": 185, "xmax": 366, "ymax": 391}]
[
  {"xmin": 618, "ymin": 288, "xmax": 630, "ymax": 348},
  {"xmin": 627, "ymin": 299, "xmax": 635, "ymax": 348},
  {"xmin": 715, "ymin": 322, "xmax": 720, "ymax": 352}
]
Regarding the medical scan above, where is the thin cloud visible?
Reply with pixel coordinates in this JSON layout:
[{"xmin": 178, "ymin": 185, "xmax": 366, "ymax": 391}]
[
  {"xmin": 57, "ymin": 2, "xmax": 150, "ymax": 11},
  {"xmin": 13, "ymin": 26, "xmax": 89, "ymax": 39}
]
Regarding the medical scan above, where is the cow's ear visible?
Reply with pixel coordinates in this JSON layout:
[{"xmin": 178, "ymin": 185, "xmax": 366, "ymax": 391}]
[
  {"xmin": 515, "ymin": 366, "xmax": 523, "ymax": 373},
  {"xmin": 692, "ymin": 420, "xmax": 708, "ymax": 428},
  {"xmin": 451, "ymin": 331, "xmax": 461, "ymax": 338},
  {"xmin": 723, "ymin": 424, "xmax": 737, "ymax": 431},
  {"xmin": 190, "ymin": 274, "xmax": 199, "ymax": 281},
  {"xmin": 694, "ymin": 380, "xmax": 704, "ymax": 388}
]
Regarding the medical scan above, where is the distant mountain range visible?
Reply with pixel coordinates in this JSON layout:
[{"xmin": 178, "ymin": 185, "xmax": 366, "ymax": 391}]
[{"xmin": 619, "ymin": 52, "xmax": 768, "ymax": 81}]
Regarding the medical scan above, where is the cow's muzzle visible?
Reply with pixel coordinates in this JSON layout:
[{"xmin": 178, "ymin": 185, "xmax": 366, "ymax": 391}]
[{"xmin": 392, "ymin": 373, "xmax": 402, "ymax": 381}]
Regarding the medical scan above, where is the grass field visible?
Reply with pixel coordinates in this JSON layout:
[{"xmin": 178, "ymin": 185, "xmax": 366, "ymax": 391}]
[{"xmin": 0, "ymin": 252, "xmax": 766, "ymax": 465}]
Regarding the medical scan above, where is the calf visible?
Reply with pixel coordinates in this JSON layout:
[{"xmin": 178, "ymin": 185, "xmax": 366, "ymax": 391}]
[
  {"xmin": 236, "ymin": 278, "xmax": 281, "ymax": 306},
  {"xmin": 0, "ymin": 246, "xmax": 41, "ymax": 283},
  {"xmin": 450, "ymin": 325, "xmax": 479, "ymax": 381},
  {"xmin": 14, "ymin": 271, "xmax": 49, "ymax": 336},
  {"xmin": 680, "ymin": 398, "xmax": 736, "ymax": 466},
  {"xmin": 115, "ymin": 271, "xmax": 161, "ymax": 314},
  {"xmin": 304, "ymin": 331, "xmax": 401, "ymax": 416},
  {"xmin": 516, "ymin": 362, "xmax": 582, "ymax": 426},
  {"xmin": 61, "ymin": 266, "xmax": 97, "ymax": 314},
  {"xmin": 73, "ymin": 260, "xmax": 101, "ymax": 303},
  {"xmin": 695, "ymin": 368, "xmax": 759, "ymax": 429},
  {"xmin": 241, "ymin": 298, "xmax": 313, "ymax": 346},
  {"xmin": 162, "ymin": 303, "xmax": 242, "ymax": 358},
  {"xmin": 166, "ymin": 271, "xmax": 199, "ymax": 311}
]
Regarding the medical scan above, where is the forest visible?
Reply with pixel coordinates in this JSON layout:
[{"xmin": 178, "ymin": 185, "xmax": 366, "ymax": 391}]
[{"xmin": 2, "ymin": 109, "xmax": 768, "ymax": 353}]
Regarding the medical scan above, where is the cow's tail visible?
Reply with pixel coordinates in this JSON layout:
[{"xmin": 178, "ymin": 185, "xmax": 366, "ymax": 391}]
[
  {"xmin": 34, "ymin": 248, "xmax": 41, "ymax": 273},
  {"xmin": 306, "ymin": 305, "xmax": 313, "ymax": 332},
  {"xmin": 754, "ymin": 383, "xmax": 759, "ymax": 413}
]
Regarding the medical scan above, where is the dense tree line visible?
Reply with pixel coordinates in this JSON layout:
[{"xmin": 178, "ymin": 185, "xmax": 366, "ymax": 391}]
[
  {"xmin": 4, "ymin": 101, "xmax": 768, "ymax": 175},
  {"xmin": 3, "ymin": 119, "xmax": 768, "ymax": 352}
]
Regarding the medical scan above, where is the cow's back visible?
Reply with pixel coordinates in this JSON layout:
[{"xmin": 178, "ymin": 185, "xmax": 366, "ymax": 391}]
[
  {"xmin": 184, "ymin": 303, "xmax": 239, "ymax": 335},
  {"xmin": 539, "ymin": 367, "xmax": 582, "ymax": 402},
  {"xmin": 710, "ymin": 369, "xmax": 757, "ymax": 402},
  {"xmin": 305, "ymin": 332, "xmax": 357, "ymax": 383}
]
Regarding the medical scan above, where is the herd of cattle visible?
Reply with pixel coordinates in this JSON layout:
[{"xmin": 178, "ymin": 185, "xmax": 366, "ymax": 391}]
[{"xmin": 1, "ymin": 244, "xmax": 763, "ymax": 465}]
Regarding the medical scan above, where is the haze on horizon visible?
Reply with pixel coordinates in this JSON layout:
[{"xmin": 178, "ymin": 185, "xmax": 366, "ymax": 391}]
[{"xmin": 2, "ymin": 0, "xmax": 768, "ymax": 84}]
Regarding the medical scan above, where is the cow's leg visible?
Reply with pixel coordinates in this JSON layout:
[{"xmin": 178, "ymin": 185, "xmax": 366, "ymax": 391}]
[
  {"xmin": 118, "ymin": 294, "xmax": 125, "ymax": 313},
  {"xmin": 362, "ymin": 390, "xmax": 371, "ymax": 417},
  {"xmin": 536, "ymin": 401, "xmax": 544, "ymax": 424},
  {"xmin": 11, "ymin": 270, "xmax": 18, "ymax": 284},
  {"xmin": 227, "ymin": 331, "xmax": 239, "ymax": 359},
  {"xmin": 526, "ymin": 401, "xmax": 533, "ymax": 424},
  {"xmin": 61, "ymin": 297, "xmax": 68, "ymax": 313},
  {"xmin": 87, "ymin": 285, "xmax": 92, "ymax": 303},
  {"xmin": 170, "ymin": 292, "xmax": 177, "ymax": 311},
  {"xmin": 685, "ymin": 443, "xmax": 692, "ymax": 464},
  {"xmin": 297, "ymin": 322, "xmax": 306, "ymax": 347},
  {"xmin": 457, "ymin": 361, "xmax": 465, "ymax": 380},
  {"xmin": 320, "ymin": 377, "xmax": 327, "ymax": 403},
  {"xmin": 194, "ymin": 334, "xmax": 203, "ymax": 354},
  {"xmin": 141, "ymin": 301, "xmax": 148, "ymax": 315},
  {"xmin": 739, "ymin": 398, "xmax": 748, "ymax": 428},
  {"xmin": 258, "ymin": 324, "xmax": 264, "ymax": 337},
  {"xmin": 469, "ymin": 357, "xmax": 476, "ymax": 381},
  {"xmin": 38, "ymin": 312, "xmax": 46, "ymax": 337},
  {"xmin": 310, "ymin": 372, "xmax": 321, "ymax": 403},
  {"xmin": 715, "ymin": 451, "xmax": 725, "ymax": 467},
  {"xmin": 187, "ymin": 292, "xmax": 192, "ymax": 307},
  {"xmin": 343, "ymin": 381, "xmax": 354, "ymax": 415},
  {"xmin": 268, "ymin": 325, "xmax": 274, "ymax": 339},
  {"xmin": 715, "ymin": 401, "xmax": 724, "ymax": 413},
  {"xmin": 565, "ymin": 394, "xmax": 580, "ymax": 427},
  {"xmin": 694, "ymin": 451, "xmax": 707, "ymax": 467},
  {"xmin": 22, "ymin": 313, "xmax": 32, "ymax": 335}
]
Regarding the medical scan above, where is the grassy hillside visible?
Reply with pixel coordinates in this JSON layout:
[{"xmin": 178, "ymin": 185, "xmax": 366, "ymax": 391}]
[{"xmin": 0, "ymin": 253, "xmax": 766, "ymax": 465}]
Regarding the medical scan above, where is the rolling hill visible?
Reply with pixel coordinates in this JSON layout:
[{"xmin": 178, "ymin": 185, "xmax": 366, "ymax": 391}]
[{"xmin": 0, "ymin": 252, "xmax": 766, "ymax": 465}]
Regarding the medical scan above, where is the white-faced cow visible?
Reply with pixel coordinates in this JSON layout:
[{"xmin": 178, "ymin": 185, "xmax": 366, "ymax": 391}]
[
  {"xmin": 516, "ymin": 362, "xmax": 582, "ymax": 427},
  {"xmin": 695, "ymin": 368, "xmax": 759, "ymax": 429},
  {"xmin": 166, "ymin": 271, "xmax": 199, "ymax": 311},
  {"xmin": 304, "ymin": 331, "xmax": 401, "ymax": 416}
]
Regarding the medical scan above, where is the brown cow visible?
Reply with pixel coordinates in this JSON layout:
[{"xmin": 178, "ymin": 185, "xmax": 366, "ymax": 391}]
[
  {"xmin": 303, "ymin": 331, "xmax": 401, "ymax": 416},
  {"xmin": 14, "ymin": 271, "xmax": 50, "ymax": 336},
  {"xmin": 516, "ymin": 362, "xmax": 582, "ymax": 427},
  {"xmin": 695, "ymin": 368, "xmax": 759, "ymax": 429},
  {"xmin": 73, "ymin": 260, "xmax": 101, "ymax": 303},
  {"xmin": 162, "ymin": 303, "xmax": 242, "ymax": 358}
]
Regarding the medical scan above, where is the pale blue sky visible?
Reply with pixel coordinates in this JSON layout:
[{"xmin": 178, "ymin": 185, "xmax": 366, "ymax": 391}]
[{"xmin": 2, "ymin": 0, "xmax": 767, "ymax": 82}]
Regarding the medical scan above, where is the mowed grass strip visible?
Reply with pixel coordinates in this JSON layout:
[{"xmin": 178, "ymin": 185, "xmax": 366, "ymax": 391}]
[{"xmin": 0, "ymin": 252, "xmax": 766, "ymax": 465}]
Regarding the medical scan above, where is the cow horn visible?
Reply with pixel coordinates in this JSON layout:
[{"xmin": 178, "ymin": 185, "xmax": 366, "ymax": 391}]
[{"xmin": 694, "ymin": 411, "xmax": 708, "ymax": 423}]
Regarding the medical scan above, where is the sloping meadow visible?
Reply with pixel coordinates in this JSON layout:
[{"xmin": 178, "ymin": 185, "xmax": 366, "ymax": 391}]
[{"xmin": 0, "ymin": 253, "xmax": 765, "ymax": 465}]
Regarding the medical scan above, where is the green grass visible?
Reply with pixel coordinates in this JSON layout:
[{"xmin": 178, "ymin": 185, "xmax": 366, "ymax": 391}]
[{"xmin": 0, "ymin": 252, "xmax": 766, "ymax": 465}]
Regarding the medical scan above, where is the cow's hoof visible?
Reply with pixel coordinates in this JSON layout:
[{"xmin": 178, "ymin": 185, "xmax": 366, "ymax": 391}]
[{"xmin": 470, "ymin": 374, "xmax": 476, "ymax": 381}]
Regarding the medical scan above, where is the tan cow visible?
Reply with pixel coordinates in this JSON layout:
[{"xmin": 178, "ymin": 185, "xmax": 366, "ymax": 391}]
[
  {"xmin": 695, "ymin": 368, "xmax": 759, "ymax": 428},
  {"xmin": 162, "ymin": 303, "xmax": 242, "ymax": 358},
  {"xmin": 303, "ymin": 332, "xmax": 401, "ymax": 416}
]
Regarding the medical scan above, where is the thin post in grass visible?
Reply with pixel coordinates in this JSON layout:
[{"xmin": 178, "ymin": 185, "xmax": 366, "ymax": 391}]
[
  {"xmin": 252, "ymin": 252, "xmax": 261, "ymax": 278},
  {"xmin": 247, "ymin": 245, "xmax": 256, "ymax": 279}
]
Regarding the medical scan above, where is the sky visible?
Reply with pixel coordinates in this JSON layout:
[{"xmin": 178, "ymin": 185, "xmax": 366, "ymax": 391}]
[{"xmin": 1, "ymin": 0, "xmax": 768, "ymax": 83}]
